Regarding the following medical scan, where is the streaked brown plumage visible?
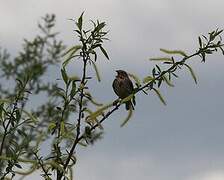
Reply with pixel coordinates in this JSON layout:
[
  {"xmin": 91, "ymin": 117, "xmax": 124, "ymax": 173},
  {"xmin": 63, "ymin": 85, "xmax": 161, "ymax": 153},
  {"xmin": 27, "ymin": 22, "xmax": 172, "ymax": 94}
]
[{"xmin": 112, "ymin": 70, "xmax": 135, "ymax": 110}]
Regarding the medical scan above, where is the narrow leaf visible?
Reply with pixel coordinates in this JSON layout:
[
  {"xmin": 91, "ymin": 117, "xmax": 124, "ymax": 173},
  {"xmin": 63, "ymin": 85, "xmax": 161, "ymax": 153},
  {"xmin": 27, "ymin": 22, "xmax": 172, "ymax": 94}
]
[
  {"xmin": 15, "ymin": 163, "xmax": 22, "ymax": 169},
  {"xmin": 0, "ymin": 103, "xmax": 4, "ymax": 120},
  {"xmin": 160, "ymin": 48, "xmax": 188, "ymax": 57},
  {"xmin": 184, "ymin": 64, "xmax": 197, "ymax": 84},
  {"xmin": 22, "ymin": 110, "xmax": 38, "ymax": 123},
  {"xmin": 219, "ymin": 46, "xmax": 224, "ymax": 55},
  {"xmin": 90, "ymin": 98, "xmax": 103, "ymax": 106},
  {"xmin": 163, "ymin": 75, "xmax": 174, "ymax": 87},
  {"xmin": 91, "ymin": 61, "xmax": 101, "ymax": 82},
  {"xmin": 95, "ymin": 22, "xmax": 106, "ymax": 32},
  {"xmin": 48, "ymin": 122, "xmax": 57, "ymax": 131},
  {"xmin": 120, "ymin": 108, "xmax": 133, "ymax": 127},
  {"xmin": 128, "ymin": 73, "xmax": 141, "ymax": 87},
  {"xmin": 215, "ymin": 29, "xmax": 223, "ymax": 36},
  {"xmin": 61, "ymin": 68, "xmax": 68, "ymax": 84},
  {"xmin": 77, "ymin": 12, "xmax": 84, "ymax": 30},
  {"xmin": 62, "ymin": 45, "xmax": 82, "ymax": 57},
  {"xmin": 84, "ymin": 108, "xmax": 103, "ymax": 129},
  {"xmin": 198, "ymin": 36, "xmax": 202, "ymax": 47},
  {"xmin": 63, "ymin": 55, "xmax": 79, "ymax": 68},
  {"xmin": 121, "ymin": 94, "xmax": 134, "ymax": 104},
  {"xmin": 70, "ymin": 81, "xmax": 77, "ymax": 98},
  {"xmin": 152, "ymin": 88, "xmax": 166, "ymax": 105},
  {"xmin": 60, "ymin": 121, "xmax": 65, "ymax": 135},
  {"xmin": 85, "ymin": 92, "xmax": 103, "ymax": 106},
  {"xmin": 78, "ymin": 141, "xmax": 87, "ymax": 147},
  {"xmin": 143, "ymin": 76, "xmax": 154, "ymax": 84},
  {"xmin": 0, "ymin": 98, "xmax": 11, "ymax": 104},
  {"xmin": 87, "ymin": 103, "xmax": 113, "ymax": 121},
  {"xmin": 99, "ymin": 46, "xmax": 109, "ymax": 60},
  {"xmin": 150, "ymin": 57, "xmax": 173, "ymax": 62},
  {"xmin": 62, "ymin": 45, "xmax": 82, "ymax": 68}
]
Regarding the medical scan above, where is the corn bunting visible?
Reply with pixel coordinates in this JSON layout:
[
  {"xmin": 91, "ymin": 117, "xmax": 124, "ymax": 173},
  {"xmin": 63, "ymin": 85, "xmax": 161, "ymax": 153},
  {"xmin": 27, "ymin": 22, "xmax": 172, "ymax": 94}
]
[{"xmin": 112, "ymin": 70, "xmax": 135, "ymax": 110}]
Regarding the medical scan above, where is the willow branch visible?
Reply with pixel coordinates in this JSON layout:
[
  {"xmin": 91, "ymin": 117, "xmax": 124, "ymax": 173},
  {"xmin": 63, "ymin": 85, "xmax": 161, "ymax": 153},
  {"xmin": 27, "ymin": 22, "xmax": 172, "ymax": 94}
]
[{"xmin": 67, "ymin": 43, "xmax": 224, "ymax": 149}]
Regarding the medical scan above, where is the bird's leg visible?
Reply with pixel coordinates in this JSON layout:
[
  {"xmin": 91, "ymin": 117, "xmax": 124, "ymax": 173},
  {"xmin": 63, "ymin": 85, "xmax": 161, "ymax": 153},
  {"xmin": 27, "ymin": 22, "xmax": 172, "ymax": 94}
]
[{"xmin": 113, "ymin": 99, "xmax": 120, "ymax": 106}]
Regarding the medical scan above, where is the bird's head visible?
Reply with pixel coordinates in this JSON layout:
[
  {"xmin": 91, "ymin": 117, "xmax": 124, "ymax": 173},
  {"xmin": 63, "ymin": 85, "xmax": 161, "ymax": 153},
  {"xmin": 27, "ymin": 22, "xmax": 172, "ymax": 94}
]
[{"xmin": 116, "ymin": 70, "xmax": 128, "ymax": 78}]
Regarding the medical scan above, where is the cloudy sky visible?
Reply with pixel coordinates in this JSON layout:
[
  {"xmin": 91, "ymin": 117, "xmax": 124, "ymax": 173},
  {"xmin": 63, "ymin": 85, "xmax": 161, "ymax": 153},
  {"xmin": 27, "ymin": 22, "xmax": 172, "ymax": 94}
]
[{"xmin": 1, "ymin": 0, "xmax": 224, "ymax": 180}]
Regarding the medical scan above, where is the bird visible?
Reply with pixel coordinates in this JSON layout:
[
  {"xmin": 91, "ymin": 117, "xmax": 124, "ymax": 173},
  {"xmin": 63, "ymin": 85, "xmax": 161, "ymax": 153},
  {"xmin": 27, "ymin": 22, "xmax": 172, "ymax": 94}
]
[{"xmin": 112, "ymin": 70, "xmax": 135, "ymax": 110}]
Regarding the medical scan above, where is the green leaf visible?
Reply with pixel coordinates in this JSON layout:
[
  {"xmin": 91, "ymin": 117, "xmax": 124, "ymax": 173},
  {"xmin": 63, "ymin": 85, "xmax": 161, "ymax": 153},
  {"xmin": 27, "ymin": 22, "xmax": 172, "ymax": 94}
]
[
  {"xmin": 17, "ymin": 129, "xmax": 27, "ymax": 137},
  {"xmin": 150, "ymin": 57, "xmax": 173, "ymax": 62},
  {"xmin": 60, "ymin": 121, "xmax": 65, "ymax": 135},
  {"xmin": 63, "ymin": 55, "xmax": 79, "ymax": 67},
  {"xmin": 79, "ymin": 83, "xmax": 85, "ymax": 90},
  {"xmin": 156, "ymin": 65, "xmax": 161, "ymax": 72},
  {"xmin": 202, "ymin": 35, "xmax": 208, "ymax": 41},
  {"xmin": 69, "ymin": 75, "xmax": 81, "ymax": 81},
  {"xmin": 94, "ymin": 22, "xmax": 106, "ymax": 32},
  {"xmin": 0, "ymin": 98, "xmax": 11, "ymax": 104},
  {"xmin": 143, "ymin": 76, "xmax": 154, "ymax": 84},
  {"xmin": 22, "ymin": 110, "xmax": 38, "ymax": 123},
  {"xmin": 157, "ymin": 78, "xmax": 163, "ymax": 88},
  {"xmin": 91, "ymin": 61, "xmax": 101, "ymax": 82},
  {"xmin": 78, "ymin": 141, "xmax": 87, "ymax": 147},
  {"xmin": 62, "ymin": 45, "xmax": 82, "ymax": 68},
  {"xmin": 61, "ymin": 68, "xmax": 68, "ymax": 84},
  {"xmin": 120, "ymin": 107, "xmax": 133, "ymax": 127},
  {"xmin": 85, "ymin": 126, "xmax": 91, "ymax": 137},
  {"xmin": 87, "ymin": 103, "xmax": 113, "ymax": 121},
  {"xmin": 121, "ymin": 94, "xmax": 134, "ymax": 104},
  {"xmin": 62, "ymin": 45, "xmax": 82, "ymax": 57},
  {"xmin": 163, "ymin": 75, "xmax": 174, "ymax": 87},
  {"xmin": 198, "ymin": 36, "xmax": 202, "ymax": 47},
  {"xmin": 76, "ymin": 12, "xmax": 84, "ymax": 30},
  {"xmin": 48, "ymin": 122, "xmax": 57, "ymax": 131},
  {"xmin": 152, "ymin": 88, "xmax": 166, "ymax": 105},
  {"xmin": 84, "ymin": 108, "xmax": 103, "ymax": 129},
  {"xmin": 209, "ymin": 31, "xmax": 216, "ymax": 41},
  {"xmin": 15, "ymin": 109, "xmax": 21, "ymax": 122},
  {"xmin": 0, "ymin": 103, "xmax": 4, "ymax": 120},
  {"xmin": 152, "ymin": 68, "xmax": 156, "ymax": 77},
  {"xmin": 15, "ymin": 163, "xmax": 22, "ymax": 169},
  {"xmin": 160, "ymin": 48, "xmax": 188, "ymax": 57},
  {"xmin": 128, "ymin": 73, "xmax": 141, "ymax": 87},
  {"xmin": 184, "ymin": 64, "xmax": 197, "ymax": 84},
  {"xmin": 70, "ymin": 81, "xmax": 77, "ymax": 98},
  {"xmin": 215, "ymin": 29, "xmax": 223, "ymax": 36},
  {"xmin": 99, "ymin": 46, "xmax": 109, "ymax": 60},
  {"xmin": 91, "ymin": 50, "xmax": 98, "ymax": 61},
  {"xmin": 89, "ymin": 97, "xmax": 103, "ymax": 107},
  {"xmin": 219, "ymin": 46, "xmax": 224, "ymax": 55},
  {"xmin": 56, "ymin": 91, "xmax": 66, "ymax": 100}
]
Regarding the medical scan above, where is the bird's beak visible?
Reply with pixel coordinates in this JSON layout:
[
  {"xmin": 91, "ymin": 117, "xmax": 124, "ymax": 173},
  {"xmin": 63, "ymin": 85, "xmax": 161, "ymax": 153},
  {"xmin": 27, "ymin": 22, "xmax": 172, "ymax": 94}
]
[{"xmin": 115, "ymin": 70, "xmax": 119, "ymax": 77}]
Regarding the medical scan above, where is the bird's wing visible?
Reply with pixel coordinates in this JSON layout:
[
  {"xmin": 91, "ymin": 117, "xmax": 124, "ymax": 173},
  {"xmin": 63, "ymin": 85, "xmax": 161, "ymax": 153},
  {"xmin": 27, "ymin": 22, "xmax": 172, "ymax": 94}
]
[
  {"xmin": 112, "ymin": 79, "xmax": 120, "ymax": 97},
  {"xmin": 124, "ymin": 78, "xmax": 134, "ymax": 94}
]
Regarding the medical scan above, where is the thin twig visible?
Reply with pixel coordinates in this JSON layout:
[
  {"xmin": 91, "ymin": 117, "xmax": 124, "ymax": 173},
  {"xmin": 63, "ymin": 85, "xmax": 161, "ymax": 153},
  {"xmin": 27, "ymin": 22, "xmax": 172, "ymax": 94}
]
[
  {"xmin": 33, "ymin": 151, "xmax": 52, "ymax": 180},
  {"xmin": 57, "ymin": 37, "xmax": 88, "ymax": 179},
  {"xmin": 0, "ymin": 88, "xmax": 24, "ymax": 156}
]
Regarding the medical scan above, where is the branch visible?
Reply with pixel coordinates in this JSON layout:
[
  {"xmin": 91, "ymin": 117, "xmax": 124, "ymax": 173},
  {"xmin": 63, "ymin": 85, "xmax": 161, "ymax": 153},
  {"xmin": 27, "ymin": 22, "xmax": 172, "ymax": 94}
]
[
  {"xmin": 64, "ymin": 39, "xmax": 224, "ymax": 153},
  {"xmin": 33, "ymin": 151, "xmax": 52, "ymax": 180},
  {"xmin": 0, "ymin": 83, "xmax": 27, "ymax": 156},
  {"xmin": 57, "ymin": 33, "xmax": 88, "ymax": 179}
]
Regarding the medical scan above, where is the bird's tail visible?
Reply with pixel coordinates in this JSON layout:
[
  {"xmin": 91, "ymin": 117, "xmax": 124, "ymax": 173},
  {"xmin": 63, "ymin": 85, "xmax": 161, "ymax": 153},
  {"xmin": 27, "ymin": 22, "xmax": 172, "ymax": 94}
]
[{"xmin": 125, "ymin": 100, "xmax": 135, "ymax": 110}]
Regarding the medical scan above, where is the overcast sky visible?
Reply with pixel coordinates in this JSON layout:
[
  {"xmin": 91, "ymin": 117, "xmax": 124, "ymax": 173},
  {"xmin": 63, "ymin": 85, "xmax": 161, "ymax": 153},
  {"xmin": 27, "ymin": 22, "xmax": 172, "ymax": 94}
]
[{"xmin": 1, "ymin": 0, "xmax": 224, "ymax": 180}]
